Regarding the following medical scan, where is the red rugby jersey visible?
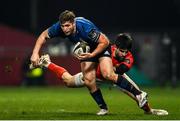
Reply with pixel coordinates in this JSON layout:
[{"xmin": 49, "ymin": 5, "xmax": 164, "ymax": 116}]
[{"xmin": 96, "ymin": 45, "xmax": 134, "ymax": 79}]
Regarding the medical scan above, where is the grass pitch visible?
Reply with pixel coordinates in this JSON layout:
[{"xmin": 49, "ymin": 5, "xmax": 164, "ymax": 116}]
[{"xmin": 0, "ymin": 86, "xmax": 179, "ymax": 120}]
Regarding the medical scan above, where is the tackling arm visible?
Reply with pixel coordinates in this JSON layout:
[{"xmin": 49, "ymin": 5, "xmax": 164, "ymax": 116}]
[{"xmin": 115, "ymin": 64, "xmax": 130, "ymax": 75}]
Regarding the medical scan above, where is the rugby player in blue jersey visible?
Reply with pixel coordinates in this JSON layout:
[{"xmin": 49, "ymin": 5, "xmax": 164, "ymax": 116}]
[{"xmin": 31, "ymin": 10, "xmax": 149, "ymax": 115}]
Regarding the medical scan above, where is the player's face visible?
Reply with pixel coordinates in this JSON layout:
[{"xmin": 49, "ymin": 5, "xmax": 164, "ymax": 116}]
[
  {"xmin": 115, "ymin": 48, "xmax": 128, "ymax": 57},
  {"xmin": 61, "ymin": 21, "xmax": 75, "ymax": 36}
]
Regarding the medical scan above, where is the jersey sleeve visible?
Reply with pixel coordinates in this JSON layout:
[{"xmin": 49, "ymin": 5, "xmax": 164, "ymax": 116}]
[
  {"xmin": 48, "ymin": 22, "xmax": 66, "ymax": 38},
  {"xmin": 79, "ymin": 20, "xmax": 101, "ymax": 43},
  {"xmin": 115, "ymin": 52, "xmax": 134, "ymax": 75},
  {"xmin": 87, "ymin": 28, "xmax": 101, "ymax": 43},
  {"xmin": 121, "ymin": 58, "xmax": 133, "ymax": 69}
]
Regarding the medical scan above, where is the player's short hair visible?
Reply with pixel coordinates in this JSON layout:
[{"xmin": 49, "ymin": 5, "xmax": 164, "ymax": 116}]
[
  {"xmin": 59, "ymin": 10, "xmax": 76, "ymax": 24},
  {"xmin": 115, "ymin": 33, "xmax": 132, "ymax": 50}
]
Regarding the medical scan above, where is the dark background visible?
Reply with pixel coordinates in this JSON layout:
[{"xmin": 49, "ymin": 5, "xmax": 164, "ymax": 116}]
[{"xmin": 1, "ymin": 0, "xmax": 180, "ymax": 32}]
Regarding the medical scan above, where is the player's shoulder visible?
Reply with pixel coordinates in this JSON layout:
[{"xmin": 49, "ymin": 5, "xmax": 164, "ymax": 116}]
[
  {"xmin": 52, "ymin": 21, "xmax": 60, "ymax": 27},
  {"xmin": 48, "ymin": 21, "xmax": 60, "ymax": 31},
  {"xmin": 127, "ymin": 51, "xmax": 133, "ymax": 56},
  {"xmin": 48, "ymin": 21, "xmax": 65, "ymax": 38},
  {"xmin": 75, "ymin": 17, "xmax": 96, "ymax": 29},
  {"xmin": 75, "ymin": 17, "xmax": 100, "ymax": 38},
  {"xmin": 126, "ymin": 51, "xmax": 134, "ymax": 61},
  {"xmin": 75, "ymin": 17, "xmax": 91, "ymax": 24}
]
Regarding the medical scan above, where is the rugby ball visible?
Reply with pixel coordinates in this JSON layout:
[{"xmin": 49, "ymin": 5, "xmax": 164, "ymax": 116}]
[{"xmin": 73, "ymin": 42, "xmax": 90, "ymax": 56}]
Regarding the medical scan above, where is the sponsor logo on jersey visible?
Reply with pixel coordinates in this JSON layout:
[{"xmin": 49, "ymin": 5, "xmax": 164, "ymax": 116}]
[{"xmin": 88, "ymin": 29, "xmax": 100, "ymax": 42}]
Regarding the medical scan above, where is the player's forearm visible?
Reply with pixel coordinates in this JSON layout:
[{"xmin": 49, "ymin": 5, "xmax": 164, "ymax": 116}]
[
  {"xmin": 91, "ymin": 34, "xmax": 109, "ymax": 57},
  {"xmin": 91, "ymin": 43, "xmax": 108, "ymax": 57},
  {"xmin": 32, "ymin": 30, "xmax": 49, "ymax": 54}
]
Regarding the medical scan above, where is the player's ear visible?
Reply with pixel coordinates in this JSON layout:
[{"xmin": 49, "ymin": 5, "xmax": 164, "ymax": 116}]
[{"xmin": 73, "ymin": 21, "xmax": 76, "ymax": 26}]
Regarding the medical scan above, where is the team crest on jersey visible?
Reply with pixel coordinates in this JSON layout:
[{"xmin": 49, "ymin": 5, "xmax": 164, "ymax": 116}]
[{"xmin": 88, "ymin": 29, "xmax": 100, "ymax": 42}]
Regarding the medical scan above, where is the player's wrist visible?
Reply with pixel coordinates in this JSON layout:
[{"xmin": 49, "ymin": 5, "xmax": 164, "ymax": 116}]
[
  {"xmin": 89, "ymin": 53, "xmax": 95, "ymax": 58},
  {"xmin": 32, "ymin": 51, "xmax": 39, "ymax": 56}
]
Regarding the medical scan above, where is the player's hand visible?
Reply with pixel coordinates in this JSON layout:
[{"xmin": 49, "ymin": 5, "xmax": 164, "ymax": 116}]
[
  {"xmin": 30, "ymin": 53, "xmax": 40, "ymax": 67},
  {"xmin": 77, "ymin": 53, "xmax": 93, "ymax": 60}
]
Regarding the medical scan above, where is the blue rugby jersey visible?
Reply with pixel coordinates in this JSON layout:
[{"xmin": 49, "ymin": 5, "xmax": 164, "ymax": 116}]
[{"xmin": 48, "ymin": 17, "xmax": 102, "ymax": 48}]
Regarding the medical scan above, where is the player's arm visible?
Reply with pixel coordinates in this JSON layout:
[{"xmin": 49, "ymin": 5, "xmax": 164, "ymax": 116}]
[
  {"xmin": 91, "ymin": 33, "xmax": 109, "ymax": 57},
  {"xmin": 31, "ymin": 29, "xmax": 50, "ymax": 66},
  {"xmin": 115, "ymin": 64, "xmax": 130, "ymax": 75},
  {"xmin": 79, "ymin": 33, "xmax": 109, "ymax": 60},
  {"xmin": 115, "ymin": 52, "xmax": 134, "ymax": 75}
]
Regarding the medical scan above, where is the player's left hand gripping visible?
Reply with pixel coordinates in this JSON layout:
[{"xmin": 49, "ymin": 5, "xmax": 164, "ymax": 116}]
[
  {"xmin": 78, "ymin": 53, "xmax": 92, "ymax": 60},
  {"xmin": 30, "ymin": 54, "xmax": 40, "ymax": 69}
]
